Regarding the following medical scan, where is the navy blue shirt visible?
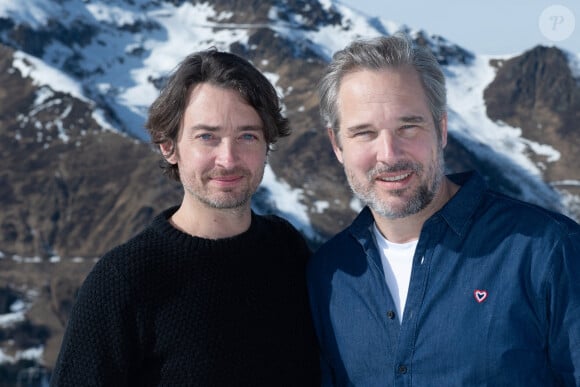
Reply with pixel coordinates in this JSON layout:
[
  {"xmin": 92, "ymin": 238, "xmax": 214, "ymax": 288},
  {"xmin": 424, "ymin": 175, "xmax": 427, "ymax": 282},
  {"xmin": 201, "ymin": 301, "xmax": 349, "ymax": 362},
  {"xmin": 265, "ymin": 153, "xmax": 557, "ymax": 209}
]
[{"xmin": 307, "ymin": 171, "xmax": 580, "ymax": 386}]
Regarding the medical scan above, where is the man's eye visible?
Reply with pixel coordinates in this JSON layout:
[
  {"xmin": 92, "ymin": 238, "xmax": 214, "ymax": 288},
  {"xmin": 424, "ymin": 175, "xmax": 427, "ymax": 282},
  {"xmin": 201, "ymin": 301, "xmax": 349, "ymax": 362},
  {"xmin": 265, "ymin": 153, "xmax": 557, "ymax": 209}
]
[
  {"xmin": 352, "ymin": 130, "xmax": 373, "ymax": 138},
  {"xmin": 399, "ymin": 125, "xmax": 419, "ymax": 136},
  {"xmin": 240, "ymin": 133, "xmax": 258, "ymax": 141},
  {"xmin": 197, "ymin": 133, "xmax": 214, "ymax": 140}
]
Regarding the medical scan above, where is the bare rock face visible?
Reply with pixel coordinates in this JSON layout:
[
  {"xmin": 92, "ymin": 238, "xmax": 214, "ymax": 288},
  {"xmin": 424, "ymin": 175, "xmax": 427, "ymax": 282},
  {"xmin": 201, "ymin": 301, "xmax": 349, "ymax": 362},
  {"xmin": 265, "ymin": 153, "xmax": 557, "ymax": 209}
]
[
  {"xmin": 0, "ymin": 45, "xmax": 182, "ymax": 259},
  {"xmin": 0, "ymin": 259, "xmax": 96, "ymax": 384},
  {"xmin": 484, "ymin": 46, "xmax": 580, "ymax": 200}
]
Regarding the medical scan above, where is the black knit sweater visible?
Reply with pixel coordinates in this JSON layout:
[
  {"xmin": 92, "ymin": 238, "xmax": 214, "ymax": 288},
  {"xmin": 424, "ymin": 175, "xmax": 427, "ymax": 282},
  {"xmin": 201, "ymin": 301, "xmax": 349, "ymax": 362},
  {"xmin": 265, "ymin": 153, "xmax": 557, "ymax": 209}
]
[{"xmin": 50, "ymin": 207, "xmax": 320, "ymax": 386}]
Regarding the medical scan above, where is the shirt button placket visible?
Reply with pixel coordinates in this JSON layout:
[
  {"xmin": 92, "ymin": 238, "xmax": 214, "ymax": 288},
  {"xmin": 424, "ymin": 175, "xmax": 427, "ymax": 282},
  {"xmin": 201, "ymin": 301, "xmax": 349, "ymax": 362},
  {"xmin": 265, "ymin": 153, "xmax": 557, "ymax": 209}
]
[{"xmin": 394, "ymin": 363, "xmax": 410, "ymax": 386}]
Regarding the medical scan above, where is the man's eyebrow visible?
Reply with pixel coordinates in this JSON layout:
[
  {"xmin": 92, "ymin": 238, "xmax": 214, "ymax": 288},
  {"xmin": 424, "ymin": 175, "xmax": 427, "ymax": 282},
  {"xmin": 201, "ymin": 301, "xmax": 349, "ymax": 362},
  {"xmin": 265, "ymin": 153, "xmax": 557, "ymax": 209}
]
[
  {"xmin": 344, "ymin": 116, "xmax": 428, "ymax": 132},
  {"xmin": 399, "ymin": 115, "xmax": 427, "ymax": 123},
  {"xmin": 190, "ymin": 125, "xmax": 218, "ymax": 131},
  {"xmin": 188, "ymin": 125, "xmax": 263, "ymax": 132},
  {"xmin": 345, "ymin": 123, "xmax": 373, "ymax": 133},
  {"xmin": 237, "ymin": 125, "xmax": 263, "ymax": 132}
]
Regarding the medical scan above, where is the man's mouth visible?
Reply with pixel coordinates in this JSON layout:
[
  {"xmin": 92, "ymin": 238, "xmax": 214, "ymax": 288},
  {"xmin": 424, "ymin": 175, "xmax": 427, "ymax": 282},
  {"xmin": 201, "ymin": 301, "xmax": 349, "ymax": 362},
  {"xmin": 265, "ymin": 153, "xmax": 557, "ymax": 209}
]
[
  {"xmin": 213, "ymin": 175, "xmax": 242, "ymax": 182},
  {"xmin": 377, "ymin": 172, "xmax": 412, "ymax": 182}
]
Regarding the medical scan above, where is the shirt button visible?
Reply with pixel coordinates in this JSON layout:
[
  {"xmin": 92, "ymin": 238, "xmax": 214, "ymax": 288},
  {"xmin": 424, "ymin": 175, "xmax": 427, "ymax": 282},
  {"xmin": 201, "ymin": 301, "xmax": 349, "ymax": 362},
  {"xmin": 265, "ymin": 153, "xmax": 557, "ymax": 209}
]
[
  {"xmin": 398, "ymin": 365, "xmax": 408, "ymax": 374},
  {"xmin": 387, "ymin": 310, "xmax": 396, "ymax": 319}
]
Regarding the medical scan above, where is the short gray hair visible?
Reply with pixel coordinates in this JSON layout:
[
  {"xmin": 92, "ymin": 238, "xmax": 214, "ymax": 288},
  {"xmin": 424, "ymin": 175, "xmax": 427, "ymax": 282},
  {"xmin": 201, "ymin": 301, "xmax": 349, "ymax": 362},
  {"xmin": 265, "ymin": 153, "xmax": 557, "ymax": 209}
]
[{"xmin": 318, "ymin": 33, "xmax": 447, "ymax": 138}]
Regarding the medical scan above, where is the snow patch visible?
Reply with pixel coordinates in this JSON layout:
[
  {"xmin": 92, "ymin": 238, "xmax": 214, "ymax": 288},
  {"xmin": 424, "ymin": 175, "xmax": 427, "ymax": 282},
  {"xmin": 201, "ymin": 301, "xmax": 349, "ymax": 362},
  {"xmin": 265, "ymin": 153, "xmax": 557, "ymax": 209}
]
[
  {"xmin": 260, "ymin": 165, "xmax": 315, "ymax": 239},
  {"xmin": 12, "ymin": 52, "xmax": 87, "ymax": 102}
]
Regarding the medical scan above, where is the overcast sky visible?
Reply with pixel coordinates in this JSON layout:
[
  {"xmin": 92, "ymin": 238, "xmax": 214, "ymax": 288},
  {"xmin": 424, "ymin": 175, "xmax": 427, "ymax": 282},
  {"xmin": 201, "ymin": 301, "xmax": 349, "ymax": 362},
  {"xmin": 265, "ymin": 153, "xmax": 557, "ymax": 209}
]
[{"xmin": 338, "ymin": 0, "xmax": 579, "ymax": 55}]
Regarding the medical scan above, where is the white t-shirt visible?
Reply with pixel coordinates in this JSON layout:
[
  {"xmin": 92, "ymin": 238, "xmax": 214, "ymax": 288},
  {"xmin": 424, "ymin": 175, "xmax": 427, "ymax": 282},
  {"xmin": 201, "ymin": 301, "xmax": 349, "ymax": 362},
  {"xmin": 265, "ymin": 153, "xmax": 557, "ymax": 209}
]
[{"xmin": 373, "ymin": 223, "xmax": 418, "ymax": 323}]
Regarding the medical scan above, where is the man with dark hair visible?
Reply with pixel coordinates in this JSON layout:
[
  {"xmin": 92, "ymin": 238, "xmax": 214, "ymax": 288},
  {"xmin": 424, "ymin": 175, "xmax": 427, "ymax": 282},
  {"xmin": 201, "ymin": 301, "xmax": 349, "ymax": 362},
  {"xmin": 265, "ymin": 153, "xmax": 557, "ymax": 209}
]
[
  {"xmin": 51, "ymin": 49, "xmax": 320, "ymax": 386},
  {"xmin": 307, "ymin": 33, "xmax": 580, "ymax": 386}
]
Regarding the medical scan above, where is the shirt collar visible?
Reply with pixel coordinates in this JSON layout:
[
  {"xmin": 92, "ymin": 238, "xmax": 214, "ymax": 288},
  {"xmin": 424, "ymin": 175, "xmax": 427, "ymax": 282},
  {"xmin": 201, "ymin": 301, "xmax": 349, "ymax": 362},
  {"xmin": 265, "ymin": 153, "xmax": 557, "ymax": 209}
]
[{"xmin": 438, "ymin": 171, "xmax": 486, "ymax": 237}]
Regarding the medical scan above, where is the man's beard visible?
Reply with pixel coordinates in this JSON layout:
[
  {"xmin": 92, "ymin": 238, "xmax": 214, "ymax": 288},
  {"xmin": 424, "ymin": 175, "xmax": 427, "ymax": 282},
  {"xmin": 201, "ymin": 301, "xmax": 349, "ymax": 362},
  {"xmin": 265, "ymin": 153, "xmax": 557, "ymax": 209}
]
[
  {"xmin": 187, "ymin": 185, "xmax": 253, "ymax": 210},
  {"xmin": 347, "ymin": 150, "xmax": 445, "ymax": 219},
  {"xmin": 183, "ymin": 166, "xmax": 263, "ymax": 210}
]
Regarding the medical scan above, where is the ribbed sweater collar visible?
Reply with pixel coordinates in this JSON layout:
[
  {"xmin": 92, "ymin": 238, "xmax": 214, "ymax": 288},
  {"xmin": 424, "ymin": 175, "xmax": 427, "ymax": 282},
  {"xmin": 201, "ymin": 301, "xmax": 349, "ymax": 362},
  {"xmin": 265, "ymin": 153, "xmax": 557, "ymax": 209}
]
[{"xmin": 150, "ymin": 206, "xmax": 265, "ymax": 255}]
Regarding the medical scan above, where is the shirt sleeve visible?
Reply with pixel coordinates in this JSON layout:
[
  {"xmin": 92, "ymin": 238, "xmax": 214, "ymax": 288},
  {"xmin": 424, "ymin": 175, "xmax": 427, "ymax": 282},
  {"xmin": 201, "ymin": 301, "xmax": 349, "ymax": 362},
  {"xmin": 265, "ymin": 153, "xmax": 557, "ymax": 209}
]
[
  {"xmin": 50, "ymin": 256, "xmax": 141, "ymax": 386},
  {"xmin": 547, "ymin": 230, "xmax": 580, "ymax": 386}
]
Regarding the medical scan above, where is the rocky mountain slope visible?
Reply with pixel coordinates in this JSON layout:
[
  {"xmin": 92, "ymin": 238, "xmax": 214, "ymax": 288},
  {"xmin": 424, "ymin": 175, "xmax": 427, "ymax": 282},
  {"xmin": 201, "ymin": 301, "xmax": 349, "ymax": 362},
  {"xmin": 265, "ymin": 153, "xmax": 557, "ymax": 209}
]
[
  {"xmin": 485, "ymin": 46, "xmax": 580, "ymax": 206},
  {"xmin": 0, "ymin": 0, "xmax": 578, "ymax": 383}
]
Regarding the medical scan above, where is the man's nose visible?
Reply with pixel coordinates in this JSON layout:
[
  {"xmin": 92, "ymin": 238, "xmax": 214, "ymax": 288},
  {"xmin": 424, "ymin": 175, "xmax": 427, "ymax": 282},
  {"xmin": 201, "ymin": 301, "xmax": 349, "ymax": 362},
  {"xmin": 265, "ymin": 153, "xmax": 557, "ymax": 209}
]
[
  {"xmin": 375, "ymin": 130, "xmax": 401, "ymax": 163},
  {"xmin": 215, "ymin": 139, "xmax": 238, "ymax": 167}
]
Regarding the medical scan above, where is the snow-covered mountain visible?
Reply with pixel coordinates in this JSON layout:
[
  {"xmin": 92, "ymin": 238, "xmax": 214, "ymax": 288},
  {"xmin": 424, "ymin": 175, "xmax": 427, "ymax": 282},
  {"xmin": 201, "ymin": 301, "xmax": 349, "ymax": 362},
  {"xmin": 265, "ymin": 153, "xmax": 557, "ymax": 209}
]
[{"xmin": 1, "ymin": 0, "xmax": 579, "ymax": 381}]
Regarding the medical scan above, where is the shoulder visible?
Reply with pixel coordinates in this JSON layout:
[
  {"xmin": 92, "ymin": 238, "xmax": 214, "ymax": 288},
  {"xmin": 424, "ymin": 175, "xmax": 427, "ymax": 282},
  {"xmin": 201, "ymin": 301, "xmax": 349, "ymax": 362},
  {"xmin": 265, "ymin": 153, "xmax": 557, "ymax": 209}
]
[
  {"xmin": 252, "ymin": 213, "xmax": 312, "ymax": 257},
  {"xmin": 254, "ymin": 213, "xmax": 306, "ymax": 240},
  {"xmin": 447, "ymin": 171, "xmax": 579, "ymax": 240},
  {"xmin": 307, "ymin": 223, "xmax": 363, "ymax": 283},
  {"xmin": 313, "ymin": 226, "xmax": 356, "ymax": 257},
  {"xmin": 461, "ymin": 189, "xmax": 580, "ymax": 273},
  {"xmin": 257, "ymin": 212, "xmax": 298, "ymax": 229},
  {"xmin": 82, "ymin": 209, "xmax": 176, "ymax": 297},
  {"xmin": 309, "ymin": 207, "xmax": 374, "ymax": 269},
  {"xmin": 100, "ymin": 223, "xmax": 163, "ymax": 269},
  {"xmin": 66, "ymin": 232, "xmax": 152, "ymax": 330},
  {"xmin": 79, "ymin": 227, "xmax": 157, "ymax": 294},
  {"xmin": 482, "ymin": 189, "xmax": 580, "ymax": 238}
]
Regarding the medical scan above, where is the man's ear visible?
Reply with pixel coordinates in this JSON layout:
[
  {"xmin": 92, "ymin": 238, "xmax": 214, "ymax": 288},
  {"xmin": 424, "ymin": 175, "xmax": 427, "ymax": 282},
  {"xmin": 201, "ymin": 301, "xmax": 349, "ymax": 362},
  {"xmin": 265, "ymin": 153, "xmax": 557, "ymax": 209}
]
[
  {"xmin": 327, "ymin": 127, "xmax": 344, "ymax": 164},
  {"xmin": 159, "ymin": 141, "xmax": 177, "ymax": 164}
]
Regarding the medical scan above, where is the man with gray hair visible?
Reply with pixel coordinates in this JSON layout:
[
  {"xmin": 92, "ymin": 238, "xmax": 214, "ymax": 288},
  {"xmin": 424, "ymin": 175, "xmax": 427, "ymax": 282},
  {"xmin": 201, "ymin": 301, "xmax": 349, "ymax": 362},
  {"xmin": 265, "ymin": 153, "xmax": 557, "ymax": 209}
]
[{"xmin": 307, "ymin": 33, "xmax": 580, "ymax": 386}]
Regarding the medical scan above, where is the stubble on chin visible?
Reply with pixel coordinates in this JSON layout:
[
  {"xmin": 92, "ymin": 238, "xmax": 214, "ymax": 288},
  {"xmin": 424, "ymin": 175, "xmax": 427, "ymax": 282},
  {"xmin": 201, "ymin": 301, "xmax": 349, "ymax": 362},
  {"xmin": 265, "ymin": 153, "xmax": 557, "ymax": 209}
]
[
  {"xmin": 185, "ymin": 184, "xmax": 253, "ymax": 210},
  {"xmin": 188, "ymin": 166, "xmax": 264, "ymax": 210}
]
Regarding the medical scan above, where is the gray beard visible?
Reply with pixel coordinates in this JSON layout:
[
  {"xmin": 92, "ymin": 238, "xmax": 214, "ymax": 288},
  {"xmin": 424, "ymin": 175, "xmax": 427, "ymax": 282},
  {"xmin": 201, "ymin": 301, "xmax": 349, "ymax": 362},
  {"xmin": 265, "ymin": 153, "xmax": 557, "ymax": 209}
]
[{"xmin": 350, "ymin": 151, "xmax": 445, "ymax": 219}]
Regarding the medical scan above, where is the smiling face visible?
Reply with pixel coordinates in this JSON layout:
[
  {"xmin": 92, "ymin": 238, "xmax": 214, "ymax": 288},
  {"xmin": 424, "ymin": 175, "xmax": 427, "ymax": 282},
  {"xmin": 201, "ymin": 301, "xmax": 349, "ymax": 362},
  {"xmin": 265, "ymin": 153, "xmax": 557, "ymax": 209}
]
[
  {"xmin": 162, "ymin": 83, "xmax": 268, "ymax": 211},
  {"xmin": 331, "ymin": 66, "xmax": 447, "ymax": 220}
]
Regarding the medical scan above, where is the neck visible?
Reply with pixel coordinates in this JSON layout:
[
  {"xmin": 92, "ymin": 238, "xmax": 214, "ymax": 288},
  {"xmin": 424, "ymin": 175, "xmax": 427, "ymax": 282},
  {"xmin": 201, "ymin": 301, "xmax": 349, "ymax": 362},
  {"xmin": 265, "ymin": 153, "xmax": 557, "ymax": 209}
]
[
  {"xmin": 373, "ymin": 177, "xmax": 459, "ymax": 244},
  {"xmin": 170, "ymin": 197, "xmax": 252, "ymax": 239}
]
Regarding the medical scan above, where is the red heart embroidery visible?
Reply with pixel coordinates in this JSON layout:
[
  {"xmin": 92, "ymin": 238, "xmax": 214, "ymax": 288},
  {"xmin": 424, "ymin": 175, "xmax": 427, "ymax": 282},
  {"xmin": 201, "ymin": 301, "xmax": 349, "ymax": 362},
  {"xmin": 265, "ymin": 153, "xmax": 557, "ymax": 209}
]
[{"xmin": 474, "ymin": 290, "xmax": 488, "ymax": 303}]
